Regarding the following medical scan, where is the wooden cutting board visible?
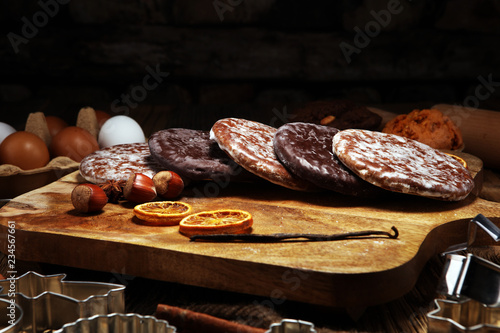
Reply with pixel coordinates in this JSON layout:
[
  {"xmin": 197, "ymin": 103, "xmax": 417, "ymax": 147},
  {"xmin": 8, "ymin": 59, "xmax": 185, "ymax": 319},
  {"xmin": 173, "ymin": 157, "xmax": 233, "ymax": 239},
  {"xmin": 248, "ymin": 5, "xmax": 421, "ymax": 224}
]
[{"xmin": 1, "ymin": 152, "xmax": 499, "ymax": 309}]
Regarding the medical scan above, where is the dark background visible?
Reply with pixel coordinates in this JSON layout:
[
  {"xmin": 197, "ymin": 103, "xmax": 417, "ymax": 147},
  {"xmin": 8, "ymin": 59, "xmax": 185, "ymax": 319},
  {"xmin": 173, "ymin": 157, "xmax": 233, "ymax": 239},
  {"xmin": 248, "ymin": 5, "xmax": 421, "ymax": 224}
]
[{"xmin": 1, "ymin": 0, "xmax": 500, "ymax": 133}]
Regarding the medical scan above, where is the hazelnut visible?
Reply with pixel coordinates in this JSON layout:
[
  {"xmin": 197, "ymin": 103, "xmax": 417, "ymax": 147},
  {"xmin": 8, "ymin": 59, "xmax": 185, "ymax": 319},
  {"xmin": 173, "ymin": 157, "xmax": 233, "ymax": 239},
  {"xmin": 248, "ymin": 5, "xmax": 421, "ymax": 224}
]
[
  {"xmin": 71, "ymin": 183, "xmax": 108, "ymax": 213},
  {"xmin": 153, "ymin": 171, "xmax": 184, "ymax": 199},
  {"xmin": 123, "ymin": 173, "xmax": 157, "ymax": 203}
]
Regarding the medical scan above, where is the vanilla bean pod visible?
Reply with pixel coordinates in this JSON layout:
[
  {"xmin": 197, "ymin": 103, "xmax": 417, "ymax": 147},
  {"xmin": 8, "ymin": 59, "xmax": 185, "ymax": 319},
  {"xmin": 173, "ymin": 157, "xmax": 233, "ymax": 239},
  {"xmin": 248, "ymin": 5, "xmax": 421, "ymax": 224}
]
[{"xmin": 190, "ymin": 226, "xmax": 399, "ymax": 242}]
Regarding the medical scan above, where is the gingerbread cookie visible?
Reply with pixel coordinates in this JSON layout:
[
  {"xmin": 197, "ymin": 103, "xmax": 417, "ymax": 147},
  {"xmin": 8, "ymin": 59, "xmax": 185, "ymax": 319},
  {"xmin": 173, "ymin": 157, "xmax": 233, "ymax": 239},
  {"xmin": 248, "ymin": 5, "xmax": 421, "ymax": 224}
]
[
  {"xmin": 210, "ymin": 118, "xmax": 317, "ymax": 191},
  {"xmin": 332, "ymin": 129, "xmax": 474, "ymax": 201},
  {"xmin": 273, "ymin": 123, "xmax": 381, "ymax": 196},
  {"xmin": 79, "ymin": 143, "xmax": 164, "ymax": 184},
  {"xmin": 148, "ymin": 128, "xmax": 254, "ymax": 182}
]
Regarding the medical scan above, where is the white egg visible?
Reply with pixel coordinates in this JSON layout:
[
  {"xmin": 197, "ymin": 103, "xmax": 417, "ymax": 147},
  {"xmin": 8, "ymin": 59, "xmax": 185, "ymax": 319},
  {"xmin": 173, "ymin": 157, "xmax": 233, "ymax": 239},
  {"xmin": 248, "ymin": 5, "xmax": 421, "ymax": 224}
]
[
  {"xmin": 98, "ymin": 115, "xmax": 146, "ymax": 148},
  {"xmin": 0, "ymin": 122, "xmax": 17, "ymax": 145}
]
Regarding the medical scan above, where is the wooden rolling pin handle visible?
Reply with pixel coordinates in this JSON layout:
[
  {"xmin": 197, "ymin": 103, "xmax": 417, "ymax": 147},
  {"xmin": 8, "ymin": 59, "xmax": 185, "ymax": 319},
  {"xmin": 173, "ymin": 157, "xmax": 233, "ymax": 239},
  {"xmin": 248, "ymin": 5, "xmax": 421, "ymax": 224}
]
[
  {"xmin": 155, "ymin": 304, "xmax": 266, "ymax": 333},
  {"xmin": 433, "ymin": 104, "xmax": 500, "ymax": 170}
]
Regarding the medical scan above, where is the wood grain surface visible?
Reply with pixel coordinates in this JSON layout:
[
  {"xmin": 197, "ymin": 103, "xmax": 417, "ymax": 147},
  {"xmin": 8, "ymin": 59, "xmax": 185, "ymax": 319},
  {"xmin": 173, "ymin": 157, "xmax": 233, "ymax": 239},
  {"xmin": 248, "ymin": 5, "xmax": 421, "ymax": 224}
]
[{"xmin": 1, "ymin": 152, "xmax": 499, "ymax": 309}]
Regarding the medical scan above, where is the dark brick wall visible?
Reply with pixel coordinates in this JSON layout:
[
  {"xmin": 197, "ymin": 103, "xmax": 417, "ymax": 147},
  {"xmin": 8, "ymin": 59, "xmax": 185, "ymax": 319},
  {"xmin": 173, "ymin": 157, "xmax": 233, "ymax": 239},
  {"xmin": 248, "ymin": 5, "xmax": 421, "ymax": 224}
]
[{"xmin": 1, "ymin": 0, "xmax": 500, "ymax": 129}]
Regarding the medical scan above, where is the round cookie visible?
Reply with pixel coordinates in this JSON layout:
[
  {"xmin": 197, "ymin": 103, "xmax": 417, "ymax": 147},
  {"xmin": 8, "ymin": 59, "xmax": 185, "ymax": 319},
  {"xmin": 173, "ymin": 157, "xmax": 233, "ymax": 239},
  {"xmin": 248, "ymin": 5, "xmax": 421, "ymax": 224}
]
[
  {"xmin": 210, "ymin": 118, "xmax": 317, "ymax": 191},
  {"xmin": 79, "ymin": 143, "xmax": 164, "ymax": 184},
  {"xmin": 332, "ymin": 129, "xmax": 474, "ymax": 201},
  {"xmin": 273, "ymin": 123, "xmax": 381, "ymax": 196},
  {"xmin": 148, "ymin": 128, "xmax": 254, "ymax": 182}
]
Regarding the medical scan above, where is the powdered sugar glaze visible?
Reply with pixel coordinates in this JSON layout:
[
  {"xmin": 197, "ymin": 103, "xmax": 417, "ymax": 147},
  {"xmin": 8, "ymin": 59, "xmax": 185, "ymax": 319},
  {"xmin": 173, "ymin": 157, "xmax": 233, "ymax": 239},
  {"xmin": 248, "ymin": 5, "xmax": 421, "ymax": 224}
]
[
  {"xmin": 80, "ymin": 143, "xmax": 164, "ymax": 184},
  {"xmin": 332, "ymin": 129, "xmax": 474, "ymax": 201},
  {"xmin": 273, "ymin": 122, "xmax": 381, "ymax": 196},
  {"xmin": 210, "ymin": 118, "xmax": 316, "ymax": 191}
]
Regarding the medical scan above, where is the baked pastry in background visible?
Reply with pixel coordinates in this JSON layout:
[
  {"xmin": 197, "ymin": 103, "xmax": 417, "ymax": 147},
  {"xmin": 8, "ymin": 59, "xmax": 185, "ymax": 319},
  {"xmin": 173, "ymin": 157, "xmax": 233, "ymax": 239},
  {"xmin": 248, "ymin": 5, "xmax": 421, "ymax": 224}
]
[
  {"xmin": 291, "ymin": 99, "xmax": 382, "ymax": 130},
  {"xmin": 382, "ymin": 108, "xmax": 463, "ymax": 150}
]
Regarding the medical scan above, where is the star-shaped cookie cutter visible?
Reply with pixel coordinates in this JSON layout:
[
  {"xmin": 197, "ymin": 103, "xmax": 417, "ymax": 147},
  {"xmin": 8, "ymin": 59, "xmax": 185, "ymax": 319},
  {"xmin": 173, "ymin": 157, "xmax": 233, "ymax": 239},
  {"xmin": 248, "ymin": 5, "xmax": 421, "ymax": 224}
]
[
  {"xmin": 427, "ymin": 298, "xmax": 500, "ymax": 332},
  {"xmin": 427, "ymin": 214, "xmax": 500, "ymax": 332},
  {"xmin": 0, "ymin": 271, "xmax": 125, "ymax": 333},
  {"xmin": 438, "ymin": 214, "xmax": 500, "ymax": 307}
]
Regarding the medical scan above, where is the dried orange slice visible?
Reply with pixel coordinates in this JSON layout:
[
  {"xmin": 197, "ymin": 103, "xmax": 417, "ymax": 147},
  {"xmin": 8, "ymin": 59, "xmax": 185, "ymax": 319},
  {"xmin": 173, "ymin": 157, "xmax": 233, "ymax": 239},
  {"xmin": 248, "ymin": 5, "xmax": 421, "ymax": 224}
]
[
  {"xmin": 179, "ymin": 209, "xmax": 253, "ymax": 236},
  {"xmin": 445, "ymin": 153, "xmax": 467, "ymax": 169},
  {"xmin": 134, "ymin": 201, "xmax": 193, "ymax": 226}
]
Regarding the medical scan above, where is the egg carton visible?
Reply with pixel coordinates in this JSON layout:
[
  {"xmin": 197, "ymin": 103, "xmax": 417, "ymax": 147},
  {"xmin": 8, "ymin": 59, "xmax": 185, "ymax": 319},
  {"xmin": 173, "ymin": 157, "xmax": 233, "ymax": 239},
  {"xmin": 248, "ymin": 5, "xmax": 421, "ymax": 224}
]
[{"xmin": 0, "ymin": 271, "xmax": 125, "ymax": 333}]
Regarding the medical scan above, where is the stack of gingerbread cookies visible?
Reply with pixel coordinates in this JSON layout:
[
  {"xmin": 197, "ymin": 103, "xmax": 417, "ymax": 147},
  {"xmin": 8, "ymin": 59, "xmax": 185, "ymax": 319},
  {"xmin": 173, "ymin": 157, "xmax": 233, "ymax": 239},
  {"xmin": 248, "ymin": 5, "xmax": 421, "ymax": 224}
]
[{"xmin": 80, "ymin": 100, "xmax": 474, "ymax": 202}]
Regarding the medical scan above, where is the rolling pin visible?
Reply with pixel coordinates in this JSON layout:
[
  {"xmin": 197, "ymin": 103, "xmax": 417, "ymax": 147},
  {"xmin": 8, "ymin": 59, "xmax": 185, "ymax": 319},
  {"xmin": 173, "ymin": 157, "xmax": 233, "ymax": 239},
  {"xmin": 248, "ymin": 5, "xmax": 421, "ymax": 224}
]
[{"xmin": 432, "ymin": 104, "xmax": 500, "ymax": 170}]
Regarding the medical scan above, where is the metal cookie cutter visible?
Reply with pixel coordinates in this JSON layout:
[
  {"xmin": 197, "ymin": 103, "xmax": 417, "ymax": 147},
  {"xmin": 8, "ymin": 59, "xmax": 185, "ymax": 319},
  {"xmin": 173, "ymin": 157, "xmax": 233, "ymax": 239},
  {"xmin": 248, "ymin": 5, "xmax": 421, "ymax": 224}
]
[
  {"xmin": 0, "ymin": 298, "xmax": 23, "ymax": 333},
  {"xmin": 442, "ymin": 214, "xmax": 500, "ymax": 255},
  {"xmin": 0, "ymin": 271, "xmax": 125, "ymax": 333},
  {"xmin": 439, "ymin": 253, "xmax": 500, "ymax": 306},
  {"xmin": 438, "ymin": 214, "xmax": 500, "ymax": 306},
  {"xmin": 54, "ymin": 313, "xmax": 177, "ymax": 333},
  {"xmin": 266, "ymin": 319, "xmax": 317, "ymax": 333},
  {"xmin": 427, "ymin": 214, "xmax": 500, "ymax": 332},
  {"xmin": 427, "ymin": 298, "xmax": 500, "ymax": 333}
]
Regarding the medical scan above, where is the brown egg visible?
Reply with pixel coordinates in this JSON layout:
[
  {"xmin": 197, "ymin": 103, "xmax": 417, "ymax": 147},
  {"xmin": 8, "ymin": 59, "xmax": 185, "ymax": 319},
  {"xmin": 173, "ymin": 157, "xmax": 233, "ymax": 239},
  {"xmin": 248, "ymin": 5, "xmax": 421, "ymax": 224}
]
[
  {"xmin": 50, "ymin": 126, "xmax": 99, "ymax": 162},
  {"xmin": 95, "ymin": 110, "xmax": 112, "ymax": 129},
  {"xmin": 0, "ymin": 131, "xmax": 50, "ymax": 170},
  {"xmin": 45, "ymin": 115, "xmax": 68, "ymax": 137}
]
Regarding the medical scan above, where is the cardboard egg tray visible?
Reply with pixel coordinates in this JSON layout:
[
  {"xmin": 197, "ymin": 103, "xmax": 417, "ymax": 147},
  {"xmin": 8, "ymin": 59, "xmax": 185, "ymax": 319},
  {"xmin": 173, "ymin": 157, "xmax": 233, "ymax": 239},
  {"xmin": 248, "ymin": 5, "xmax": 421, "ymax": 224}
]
[{"xmin": 0, "ymin": 157, "xmax": 79, "ymax": 199}]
